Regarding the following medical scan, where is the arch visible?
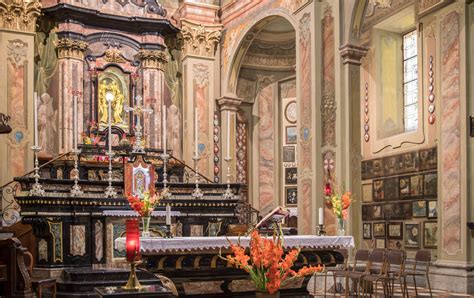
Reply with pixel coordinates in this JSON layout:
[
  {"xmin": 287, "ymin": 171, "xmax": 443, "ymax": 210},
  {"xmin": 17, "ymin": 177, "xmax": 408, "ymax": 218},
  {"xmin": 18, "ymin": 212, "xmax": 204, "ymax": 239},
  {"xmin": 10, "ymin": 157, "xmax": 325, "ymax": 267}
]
[
  {"xmin": 85, "ymin": 32, "xmax": 142, "ymax": 51},
  {"xmin": 224, "ymin": 9, "xmax": 297, "ymax": 95}
]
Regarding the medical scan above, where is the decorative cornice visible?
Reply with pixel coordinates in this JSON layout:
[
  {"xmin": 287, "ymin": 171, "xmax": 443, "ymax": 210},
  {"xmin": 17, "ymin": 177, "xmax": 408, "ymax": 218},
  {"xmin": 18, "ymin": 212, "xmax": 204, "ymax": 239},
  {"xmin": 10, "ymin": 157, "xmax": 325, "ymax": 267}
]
[
  {"xmin": 137, "ymin": 49, "xmax": 168, "ymax": 70},
  {"xmin": 0, "ymin": 0, "xmax": 41, "ymax": 33},
  {"xmin": 55, "ymin": 38, "xmax": 88, "ymax": 60},
  {"xmin": 180, "ymin": 19, "xmax": 222, "ymax": 59},
  {"xmin": 217, "ymin": 95, "xmax": 243, "ymax": 112},
  {"xmin": 339, "ymin": 44, "xmax": 368, "ymax": 65}
]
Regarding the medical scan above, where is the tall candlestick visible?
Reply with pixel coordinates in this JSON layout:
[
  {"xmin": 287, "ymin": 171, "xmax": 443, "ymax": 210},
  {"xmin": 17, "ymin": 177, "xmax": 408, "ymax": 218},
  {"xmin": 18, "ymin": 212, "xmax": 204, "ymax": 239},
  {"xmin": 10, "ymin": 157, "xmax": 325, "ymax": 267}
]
[
  {"xmin": 166, "ymin": 204, "xmax": 171, "ymax": 225},
  {"xmin": 106, "ymin": 92, "xmax": 113, "ymax": 153},
  {"xmin": 194, "ymin": 107, "xmax": 198, "ymax": 157},
  {"xmin": 318, "ymin": 207, "xmax": 324, "ymax": 226},
  {"xmin": 226, "ymin": 111, "xmax": 230, "ymax": 160},
  {"xmin": 73, "ymin": 95, "xmax": 78, "ymax": 151},
  {"xmin": 163, "ymin": 105, "xmax": 167, "ymax": 153},
  {"xmin": 34, "ymin": 92, "xmax": 38, "ymax": 147}
]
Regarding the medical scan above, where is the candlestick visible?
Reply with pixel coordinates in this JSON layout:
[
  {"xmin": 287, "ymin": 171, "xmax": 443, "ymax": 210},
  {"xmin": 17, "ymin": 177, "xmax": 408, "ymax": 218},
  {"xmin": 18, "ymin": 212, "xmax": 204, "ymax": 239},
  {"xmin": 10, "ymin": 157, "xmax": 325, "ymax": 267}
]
[
  {"xmin": 318, "ymin": 207, "xmax": 324, "ymax": 226},
  {"xmin": 73, "ymin": 95, "xmax": 78, "ymax": 151},
  {"xmin": 226, "ymin": 111, "xmax": 230, "ymax": 160},
  {"xmin": 222, "ymin": 157, "xmax": 234, "ymax": 199},
  {"xmin": 191, "ymin": 155, "xmax": 203, "ymax": 199},
  {"xmin": 194, "ymin": 107, "xmax": 198, "ymax": 157},
  {"xmin": 104, "ymin": 92, "xmax": 117, "ymax": 198},
  {"xmin": 160, "ymin": 106, "xmax": 171, "ymax": 199},
  {"xmin": 33, "ymin": 92, "xmax": 38, "ymax": 147},
  {"xmin": 166, "ymin": 204, "xmax": 171, "ymax": 225},
  {"xmin": 163, "ymin": 105, "xmax": 167, "ymax": 153}
]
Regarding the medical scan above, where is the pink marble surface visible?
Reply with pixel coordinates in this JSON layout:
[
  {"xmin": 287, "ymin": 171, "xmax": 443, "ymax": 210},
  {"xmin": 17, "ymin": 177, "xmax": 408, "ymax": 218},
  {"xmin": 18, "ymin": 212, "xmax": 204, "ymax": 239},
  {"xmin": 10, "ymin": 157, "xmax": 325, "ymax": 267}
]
[
  {"xmin": 193, "ymin": 63, "xmax": 210, "ymax": 175},
  {"xmin": 143, "ymin": 69, "xmax": 164, "ymax": 149},
  {"xmin": 440, "ymin": 11, "xmax": 461, "ymax": 255},
  {"xmin": 258, "ymin": 85, "xmax": 275, "ymax": 215},
  {"xmin": 322, "ymin": 6, "xmax": 336, "ymax": 147}
]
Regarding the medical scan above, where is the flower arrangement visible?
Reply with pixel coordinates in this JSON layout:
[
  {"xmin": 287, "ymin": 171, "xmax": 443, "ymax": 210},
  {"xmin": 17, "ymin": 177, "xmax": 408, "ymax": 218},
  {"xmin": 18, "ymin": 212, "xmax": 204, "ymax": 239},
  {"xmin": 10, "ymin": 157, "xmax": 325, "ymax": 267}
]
[
  {"xmin": 82, "ymin": 121, "xmax": 101, "ymax": 145},
  {"xmin": 224, "ymin": 230, "xmax": 323, "ymax": 294},
  {"xmin": 327, "ymin": 191, "xmax": 353, "ymax": 221},
  {"xmin": 127, "ymin": 192, "xmax": 161, "ymax": 217}
]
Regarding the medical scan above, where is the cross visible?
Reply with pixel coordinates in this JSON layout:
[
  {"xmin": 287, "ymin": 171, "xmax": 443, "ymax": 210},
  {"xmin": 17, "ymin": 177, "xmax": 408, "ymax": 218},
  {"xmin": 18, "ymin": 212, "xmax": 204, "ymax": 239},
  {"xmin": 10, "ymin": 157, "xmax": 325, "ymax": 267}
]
[{"xmin": 125, "ymin": 96, "xmax": 153, "ymax": 153}]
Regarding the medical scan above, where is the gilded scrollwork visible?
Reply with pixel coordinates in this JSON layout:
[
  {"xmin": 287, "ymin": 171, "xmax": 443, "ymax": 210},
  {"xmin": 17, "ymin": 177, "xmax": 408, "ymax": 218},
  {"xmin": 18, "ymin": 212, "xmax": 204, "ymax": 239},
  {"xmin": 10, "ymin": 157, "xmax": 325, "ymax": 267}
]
[
  {"xmin": 137, "ymin": 49, "xmax": 168, "ymax": 70},
  {"xmin": 0, "ymin": 0, "xmax": 41, "ymax": 32},
  {"xmin": 180, "ymin": 20, "xmax": 222, "ymax": 58},
  {"xmin": 55, "ymin": 38, "xmax": 89, "ymax": 60}
]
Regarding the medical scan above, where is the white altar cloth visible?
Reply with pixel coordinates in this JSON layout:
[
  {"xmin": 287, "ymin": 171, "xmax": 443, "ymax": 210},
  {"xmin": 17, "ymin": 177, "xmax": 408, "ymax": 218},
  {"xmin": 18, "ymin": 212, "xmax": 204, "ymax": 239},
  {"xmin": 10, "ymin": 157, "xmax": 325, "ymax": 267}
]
[
  {"xmin": 103, "ymin": 210, "xmax": 182, "ymax": 217},
  {"xmin": 115, "ymin": 235, "xmax": 354, "ymax": 253}
]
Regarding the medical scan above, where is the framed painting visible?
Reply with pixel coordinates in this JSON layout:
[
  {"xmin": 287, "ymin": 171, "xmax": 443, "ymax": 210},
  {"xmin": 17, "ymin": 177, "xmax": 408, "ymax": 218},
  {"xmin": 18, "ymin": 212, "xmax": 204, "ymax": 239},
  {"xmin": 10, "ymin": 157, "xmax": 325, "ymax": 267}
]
[
  {"xmin": 284, "ymin": 100, "xmax": 297, "ymax": 124},
  {"xmin": 286, "ymin": 126, "xmax": 297, "ymax": 144},
  {"xmin": 362, "ymin": 183, "xmax": 373, "ymax": 203},
  {"xmin": 372, "ymin": 205, "xmax": 383, "ymax": 220},
  {"xmin": 427, "ymin": 200, "xmax": 438, "ymax": 219},
  {"xmin": 373, "ymin": 179, "xmax": 384, "ymax": 201},
  {"xmin": 285, "ymin": 187, "xmax": 297, "ymax": 206},
  {"xmin": 410, "ymin": 175, "xmax": 423, "ymax": 196},
  {"xmin": 373, "ymin": 222, "xmax": 386, "ymax": 237},
  {"xmin": 412, "ymin": 201, "xmax": 427, "ymax": 218},
  {"xmin": 384, "ymin": 177, "xmax": 399, "ymax": 200},
  {"xmin": 363, "ymin": 223, "xmax": 372, "ymax": 239},
  {"xmin": 375, "ymin": 238, "xmax": 386, "ymax": 249},
  {"xmin": 424, "ymin": 173, "xmax": 437, "ymax": 196},
  {"xmin": 387, "ymin": 222, "xmax": 403, "ymax": 239},
  {"xmin": 283, "ymin": 146, "xmax": 296, "ymax": 162},
  {"xmin": 399, "ymin": 176, "xmax": 410, "ymax": 198},
  {"xmin": 423, "ymin": 221, "xmax": 438, "ymax": 248},
  {"xmin": 405, "ymin": 223, "xmax": 420, "ymax": 248},
  {"xmin": 362, "ymin": 205, "xmax": 371, "ymax": 221},
  {"xmin": 285, "ymin": 167, "xmax": 297, "ymax": 185}
]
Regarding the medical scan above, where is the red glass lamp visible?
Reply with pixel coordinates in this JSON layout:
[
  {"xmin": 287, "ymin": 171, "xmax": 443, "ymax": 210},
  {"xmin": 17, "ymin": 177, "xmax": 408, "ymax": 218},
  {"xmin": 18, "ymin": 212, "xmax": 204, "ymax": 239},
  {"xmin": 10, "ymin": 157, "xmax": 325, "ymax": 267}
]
[{"xmin": 123, "ymin": 219, "xmax": 143, "ymax": 290}]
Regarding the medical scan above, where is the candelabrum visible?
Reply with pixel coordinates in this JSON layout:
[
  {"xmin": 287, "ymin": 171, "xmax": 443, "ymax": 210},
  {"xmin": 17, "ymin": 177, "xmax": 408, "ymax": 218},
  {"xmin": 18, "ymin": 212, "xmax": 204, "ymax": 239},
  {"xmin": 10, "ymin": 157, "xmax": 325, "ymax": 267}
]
[
  {"xmin": 160, "ymin": 151, "xmax": 172, "ymax": 199},
  {"xmin": 104, "ymin": 151, "xmax": 117, "ymax": 198},
  {"xmin": 222, "ymin": 157, "xmax": 234, "ymax": 199},
  {"xmin": 29, "ymin": 146, "xmax": 45, "ymax": 197},
  {"xmin": 70, "ymin": 149, "xmax": 83, "ymax": 197},
  {"xmin": 317, "ymin": 224, "xmax": 326, "ymax": 236},
  {"xmin": 191, "ymin": 155, "xmax": 204, "ymax": 199}
]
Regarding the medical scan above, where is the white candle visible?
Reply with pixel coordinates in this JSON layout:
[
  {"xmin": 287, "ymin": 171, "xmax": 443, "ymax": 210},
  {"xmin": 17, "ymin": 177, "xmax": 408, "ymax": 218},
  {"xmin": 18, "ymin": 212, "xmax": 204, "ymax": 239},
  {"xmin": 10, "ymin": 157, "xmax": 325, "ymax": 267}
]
[
  {"xmin": 163, "ymin": 105, "xmax": 167, "ymax": 153},
  {"xmin": 166, "ymin": 204, "xmax": 171, "ymax": 225},
  {"xmin": 318, "ymin": 207, "xmax": 324, "ymax": 225},
  {"xmin": 73, "ymin": 95, "xmax": 78, "ymax": 151},
  {"xmin": 226, "ymin": 111, "xmax": 230, "ymax": 159},
  {"xmin": 33, "ymin": 92, "xmax": 38, "ymax": 147},
  {"xmin": 194, "ymin": 107, "xmax": 198, "ymax": 156},
  {"xmin": 106, "ymin": 92, "xmax": 114, "ymax": 153}
]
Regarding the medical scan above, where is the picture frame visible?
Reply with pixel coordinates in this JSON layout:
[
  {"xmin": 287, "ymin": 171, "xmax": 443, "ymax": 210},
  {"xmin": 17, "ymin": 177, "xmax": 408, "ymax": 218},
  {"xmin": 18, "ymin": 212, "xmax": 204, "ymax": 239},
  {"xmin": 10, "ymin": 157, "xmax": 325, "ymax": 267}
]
[
  {"xmin": 405, "ymin": 223, "xmax": 420, "ymax": 248},
  {"xmin": 410, "ymin": 175, "xmax": 423, "ymax": 196},
  {"xmin": 384, "ymin": 177, "xmax": 399, "ymax": 200},
  {"xmin": 284, "ymin": 100, "xmax": 297, "ymax": 124},
  {"xmin": 285, "ymin": 167, "xmax": 297, "ymax": 185},
  {"xmin": 372, "ymin": 205, "xmax": 383, "ymax": 220},
  {"xmin": 373, "ymin": 222, "xmax": 386, "ymax": 237},
  {"xmin": 427, "ymin": 200, "xmax": 438, "ymax": 219},
  {"xmin": 423, "ymin": 221, "xmax": 438, "ymax": 248},
  {"xmin": 285, "ymin": 187, "xmax": 297, "ymax": 206},
  {"xmin": 399, "ymin": 176, "xmax": 410, "ymax": 198},
  {"xmin": 362, "ymin": 205, "xmax": 371, "ymax": 221},
  {"xmin": 362, "ymin": 183, "xmax": 373, "ymax": 203},
  {"xmin": 424, "ymin": 173, "xmax": 437, "ymax": 196},
  {"xmin": 283, "ymin": 146, "xmax": 296, "ymax": 163},
  {"xmin": 286, "ymin": 126, "xmax": 297, "ymax": 144},
  {"xmin": 375, "ymin": 238, "xmax": 386, "ymax": 249},
  {"xmin": 387, "ymin": 222, "xmax": 403, "ymax": 239},
  {"xmin": 373, "ymin": 179, "xmax": 384, "ymax": 201},
  {"xmin": 363, "ymin": 222, "xmax": 372, "ymax": 239},
  {"xmin": 412, "ymin": 200, "xmax": 427, "ymax": 218}
]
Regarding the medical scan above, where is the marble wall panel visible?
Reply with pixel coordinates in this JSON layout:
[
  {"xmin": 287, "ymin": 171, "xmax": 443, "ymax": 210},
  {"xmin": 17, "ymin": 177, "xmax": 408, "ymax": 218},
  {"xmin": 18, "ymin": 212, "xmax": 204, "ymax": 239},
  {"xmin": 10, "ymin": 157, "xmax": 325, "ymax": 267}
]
[
  {"xmin": 95, "ymin": 220, "xmax": 104, "ymax": 262},
  {"xmin": 440, "ymin": 10, "xmax": 461, "ymax": 255},
  {"xmin": 70, "ymin": 225, "xmax": 86, "ymax": 256},
  {"xmin": 193, "ymin": 63, "xmax": 210, "ymax": 175}
]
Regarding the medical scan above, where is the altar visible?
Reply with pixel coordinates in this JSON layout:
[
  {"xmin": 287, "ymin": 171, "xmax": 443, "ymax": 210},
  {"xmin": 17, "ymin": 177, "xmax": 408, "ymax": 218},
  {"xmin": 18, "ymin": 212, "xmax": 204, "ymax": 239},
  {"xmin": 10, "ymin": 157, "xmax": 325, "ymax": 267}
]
[{"xmin": 115, "ymin": 235, "xmax": 354, "ymax": 296}]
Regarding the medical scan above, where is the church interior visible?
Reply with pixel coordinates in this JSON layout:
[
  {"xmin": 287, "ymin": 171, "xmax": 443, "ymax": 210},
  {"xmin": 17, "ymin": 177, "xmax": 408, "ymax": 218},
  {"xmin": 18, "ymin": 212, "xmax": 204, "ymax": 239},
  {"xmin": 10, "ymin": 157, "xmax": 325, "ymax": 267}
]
[{"xmin": 0, "ymin": 0, "xmax": 473, "ymax": 297}]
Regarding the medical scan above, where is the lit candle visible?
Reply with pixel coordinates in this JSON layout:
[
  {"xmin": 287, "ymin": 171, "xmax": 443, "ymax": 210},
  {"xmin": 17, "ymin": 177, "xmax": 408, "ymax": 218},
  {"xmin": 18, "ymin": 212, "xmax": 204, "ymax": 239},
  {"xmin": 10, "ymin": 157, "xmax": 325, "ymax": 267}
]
[
  {"xmin": 226, "ymin": 111, "xmax": 230, "ymax": 160},
  {"xmin": 163, "ymin": 105, "xmax": 167, "ymax": 153},
  {"xmin": 318, "ymin": 207, "xmax": 324, "ymax": 226},
  {"xmin": 34, "ymin": 92, "xmax": 38, "ymax": 147},
  {"xmin": 194, "ymin": 107, "xmax": 198, "ymax": 157},
  {"xmin": 73, "ymin": 95, "xmax": 78, "ymax": 151},
  {"xmin": 166, "ymin": 204, "xmax": 171, "ymax": 225}
]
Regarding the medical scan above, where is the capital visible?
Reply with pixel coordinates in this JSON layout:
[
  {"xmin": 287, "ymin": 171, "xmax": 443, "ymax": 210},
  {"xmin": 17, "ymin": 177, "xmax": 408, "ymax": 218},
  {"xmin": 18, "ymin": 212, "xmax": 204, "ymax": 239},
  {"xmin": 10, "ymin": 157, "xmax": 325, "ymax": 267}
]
[
  {"xmin": 0, "ymin": 0, "xmax": 41, "ymax": 32},
  {"xmin": 137, "ymin": 49, "xmax": 168, "ymax": 70},
  {"xmin": 339, "ymin": 44, "xmax": 368, "ymax": 65},
  {"xmin": 217, "ymin": 95, "xmax": 243, "ymax": 112},
  {"xmin": 55, "ymin": 38, "xmax": 88, "ymax": 60},
  {"xmin": 179, "ymin": 19, "xmax": 222, "ymax": 59}
]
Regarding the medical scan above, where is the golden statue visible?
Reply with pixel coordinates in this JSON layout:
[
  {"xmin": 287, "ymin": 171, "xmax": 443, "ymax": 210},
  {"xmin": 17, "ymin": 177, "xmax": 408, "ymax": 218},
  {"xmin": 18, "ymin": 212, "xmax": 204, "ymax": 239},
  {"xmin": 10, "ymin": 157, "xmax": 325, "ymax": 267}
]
[{"xmin": 98, "ymin": 79, "xmax": 125, "ymax": 125}]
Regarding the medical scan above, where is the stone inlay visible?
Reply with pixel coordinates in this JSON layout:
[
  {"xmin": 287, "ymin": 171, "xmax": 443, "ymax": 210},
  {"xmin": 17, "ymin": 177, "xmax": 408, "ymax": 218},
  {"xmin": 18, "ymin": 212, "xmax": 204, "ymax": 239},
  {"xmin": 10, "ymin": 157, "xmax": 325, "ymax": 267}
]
[{"xmin": 428, "ymin": 55, "xmax": 435, "ymax": 124}]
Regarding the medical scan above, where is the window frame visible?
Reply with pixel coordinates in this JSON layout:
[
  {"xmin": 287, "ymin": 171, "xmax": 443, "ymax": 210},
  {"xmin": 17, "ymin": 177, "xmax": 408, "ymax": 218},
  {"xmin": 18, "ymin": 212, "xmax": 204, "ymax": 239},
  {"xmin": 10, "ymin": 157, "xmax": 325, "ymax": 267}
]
[{"xmin": 402, "ymin": 29, "xmax": 419, "ymax": 133}]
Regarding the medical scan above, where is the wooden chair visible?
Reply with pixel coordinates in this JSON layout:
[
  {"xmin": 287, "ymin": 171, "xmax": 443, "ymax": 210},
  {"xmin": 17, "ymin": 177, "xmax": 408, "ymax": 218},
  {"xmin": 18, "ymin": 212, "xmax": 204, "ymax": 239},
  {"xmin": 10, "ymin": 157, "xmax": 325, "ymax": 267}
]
[
  {"xmin": 385, "ymin": 249, "xmax": 406, "ymax": 297},
  {"xmin": 24, "ymin": 251, "xmax": 57, "ymax": 298},
  {"xmin": 320, "ymin": 248, "xmax": 348, "ymax": 296},
  {"xmin": 403, "ymin": 250, "xmax": 432, "ymax": 297},
  {"xmin": 337, "ymin": 249, "xmax": 369, "ymax": 297},
  {"xmin": 359, "ymin": 248, "xmax": 387, "ymax": 297}
]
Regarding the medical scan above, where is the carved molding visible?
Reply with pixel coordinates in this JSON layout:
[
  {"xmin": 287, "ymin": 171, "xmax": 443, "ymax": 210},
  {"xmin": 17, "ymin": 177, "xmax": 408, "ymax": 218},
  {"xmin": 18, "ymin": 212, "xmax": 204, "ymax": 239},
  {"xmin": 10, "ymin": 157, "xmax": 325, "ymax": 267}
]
[
  {"xmin": 7, "ymin": 38, "xmax": 27, "ymax": 67},
  {"xmin": 137, "ymin": 49, "xmax": 167, "ymax": 70},
  {"xmin": 0, "ymin": 0, "xmax": 41, "ymax": 32},
  {"xmin": 339, "ymin": 44, "xmax": 368, "ymax": 65},
  {"xmin": 217, "ymin": 95, "xmax": 243, "ymax": 112},
  {"xmin": 241, "ymin": 53, "xmax": 295, "ymax": 70},
  {"xmin": 180, "ymin": 20, "xmax": 222, "ymax": 58},
  {"xmin": 418, "ymin": 0, "xmax": 454, "ymax": 17},
  {"xmin": 299, "ymin": 13, "xmax": 311, "ymax": 47},
  {"xmin": 55, "ymin": 38, "xmax": 88, "ymax": 60},
  {"xmin": 236, "ymin": 118, "xmax": 248, "ymax": 184},
  {"xmin": 321, "ymin": 90, "xmax": 336, "ymax": 147},
  {"xmin": 192, "ymin": 63, "xmax": 209, "ymax": 88},
  {"xmin": 104, "ymin": 48, "xmax": 127, "ymax": 64},
  {"xmin": 101, "ymin": 0, "xmax": 167, "ymax": 16}
]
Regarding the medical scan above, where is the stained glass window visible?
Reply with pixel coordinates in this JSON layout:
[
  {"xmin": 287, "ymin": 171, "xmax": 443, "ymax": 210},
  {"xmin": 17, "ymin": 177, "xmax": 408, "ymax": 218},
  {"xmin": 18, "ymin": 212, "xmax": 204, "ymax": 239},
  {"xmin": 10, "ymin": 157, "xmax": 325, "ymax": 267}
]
[{"xmin": 403, "ymin": 30, "xmax": 418, "ymax": 132}]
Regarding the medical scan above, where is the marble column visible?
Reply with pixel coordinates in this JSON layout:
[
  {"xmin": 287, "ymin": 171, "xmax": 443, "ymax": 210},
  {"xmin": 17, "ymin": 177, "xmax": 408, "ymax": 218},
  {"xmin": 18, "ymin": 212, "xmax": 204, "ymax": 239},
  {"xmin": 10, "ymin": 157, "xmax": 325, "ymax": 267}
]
[
  {"xmin": 180, "ymin": 19, "xmax": 222, "ymax": 179},
  {"xmin": 0, "ymin": 0, "xmax": 41, "ymax": 223},
  {"xmin": 217, "ymin": 96, "xmax": 242, "ymax": 183},
  {"xmin": 55, "ymin": 37, "xmax": 88, "ymax": 154},
  {"xmin": 137, "ymin": 49, "xmax": 167, "ymax": 149}
]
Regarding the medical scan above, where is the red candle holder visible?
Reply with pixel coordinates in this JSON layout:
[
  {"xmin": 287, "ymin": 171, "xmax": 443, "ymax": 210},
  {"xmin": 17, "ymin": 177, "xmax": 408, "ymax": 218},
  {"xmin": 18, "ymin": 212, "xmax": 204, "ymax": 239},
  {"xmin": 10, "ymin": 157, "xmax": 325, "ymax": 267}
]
[{"xmin": 124, "ymin": 219, "xmax": 143, "ymax": 290}]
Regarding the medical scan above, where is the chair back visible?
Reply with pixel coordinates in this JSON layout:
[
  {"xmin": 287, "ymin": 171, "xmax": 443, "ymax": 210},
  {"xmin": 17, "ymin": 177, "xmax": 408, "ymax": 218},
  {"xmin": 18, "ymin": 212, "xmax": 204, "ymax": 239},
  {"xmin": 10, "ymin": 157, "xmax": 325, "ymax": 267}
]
[
  {"xmin": 338, "ymin": 248, "xmax": 349, "ymax": 269},
  {"xmin": 414, "ymin": 250, "xmax": 431, "ymax": 273},
  {"xmin": 386, "ymin": 249, "xmax": 405, "ymax": 277},
  {"xmin": 23, "ymin": 251, "xmax": 33, "ymax": 276},
  {"xmin": 351, "ymin": 249, "xmax": 369, "ymax": 272},
  {"xmin": 368, "ymin": 248, "xmax": 386, "ymax": 275}
]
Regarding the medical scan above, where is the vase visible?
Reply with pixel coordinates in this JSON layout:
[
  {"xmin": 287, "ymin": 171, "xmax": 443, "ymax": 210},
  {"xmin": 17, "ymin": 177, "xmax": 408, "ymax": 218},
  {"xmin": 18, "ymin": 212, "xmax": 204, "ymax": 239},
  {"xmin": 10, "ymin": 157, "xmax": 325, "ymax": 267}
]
[
  {"xmin": 255, "ymin": 291, "xmax": 280, "ymax": 298},
  {"xmin": 337, "ymin": 218, "xmax": 345, "ymax": 236},
  {"xmin": 142, "ymin": 216, "xmax": 151, "ymax": 237}
]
